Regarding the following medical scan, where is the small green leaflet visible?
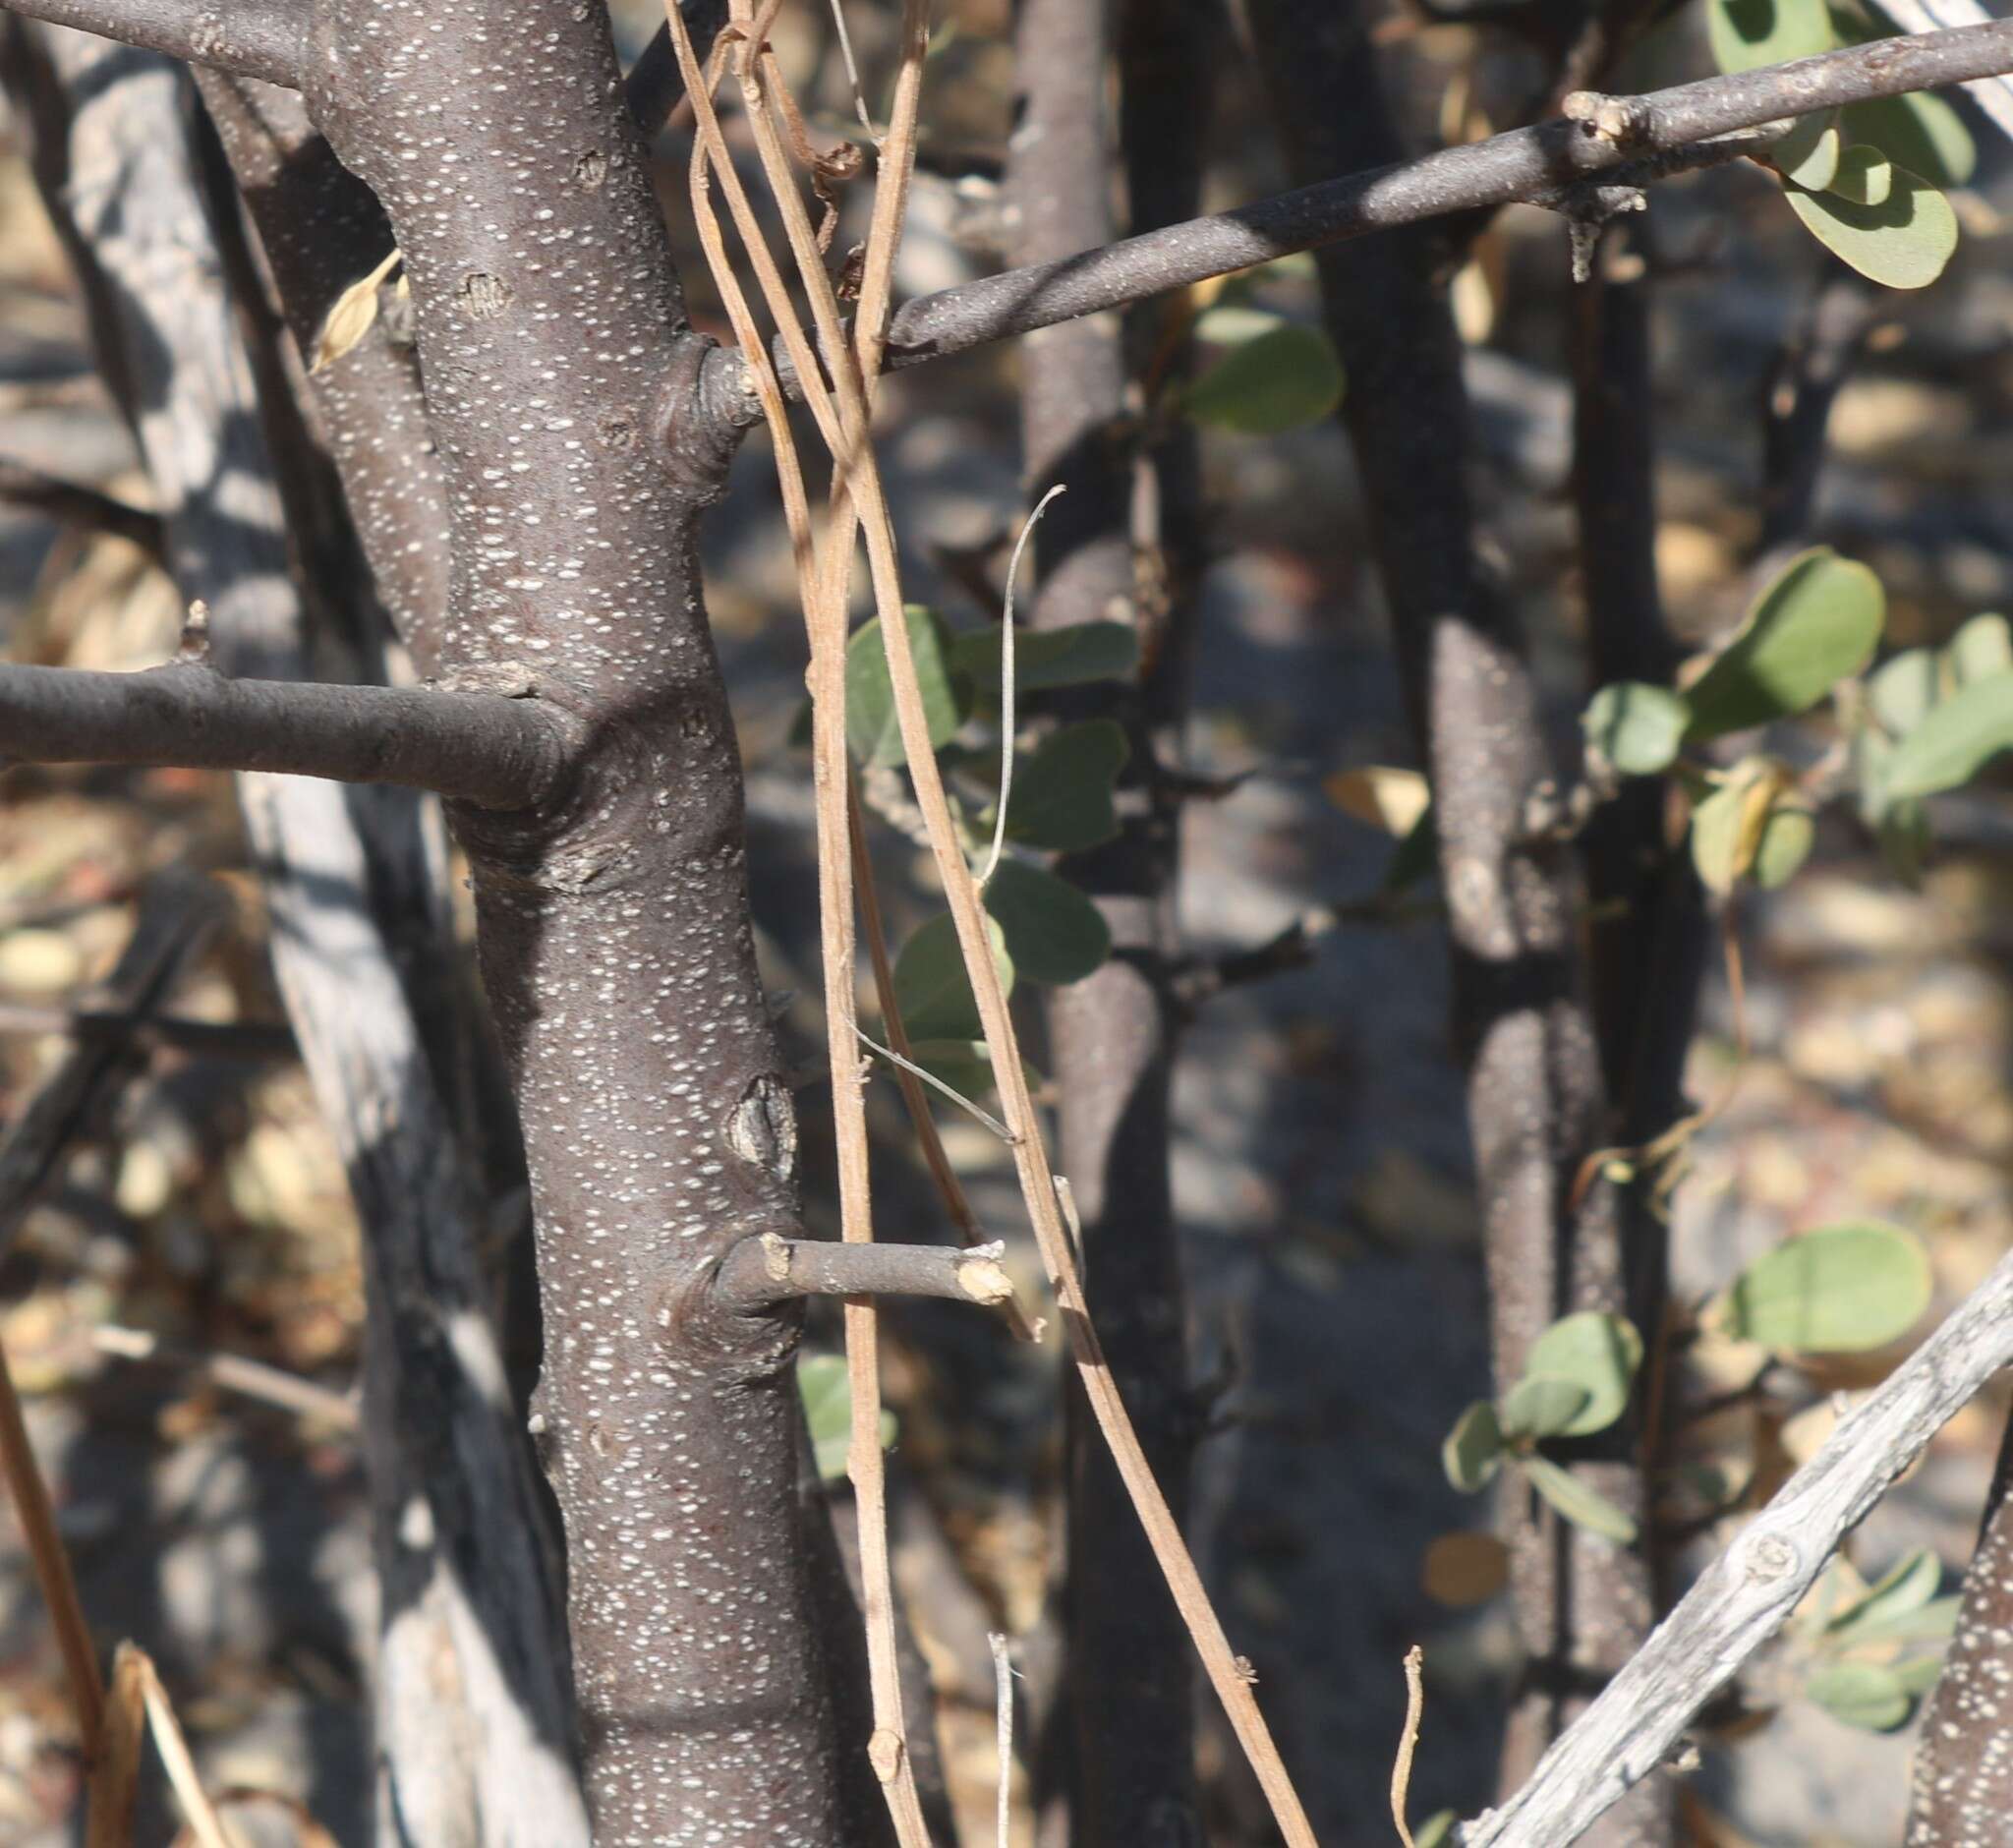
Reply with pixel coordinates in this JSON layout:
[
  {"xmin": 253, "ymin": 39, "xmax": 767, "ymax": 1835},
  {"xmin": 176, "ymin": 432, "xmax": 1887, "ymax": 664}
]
[
  {"xmin": 1443, "ymin": 1402, "xmax": 1504, "ymax": 1492},
  {"xmin": 1583, "ymin": 681, "xmax": 1689, "ymax": 776},
  {"xmin": 1707, "ymin": 0, "xmax": 1833, "ymax": 74},
  {"xmin": 891, "ymin": 912, "xmax": 1012, "ymax": 1042},
  {"xmin": 1004, "ymin": 720, "xmax": 1129, "ymax": 852},
  {"xmin": 1784, "ymin": 164, "xmax": 1958, "ymax": 292},
  {"xmin": 797, "ymin": 1354, "xmax": 897, "ymax": 1482},
  {"xmin": 1685, "ymin": 548, "xmax": 1884, "ymax": 738},
  {"xmin": 1804, "ymin": 1660, "xmax": 1913, "ymax": 1733},
  {"xmin": 982, "ymin": 858, "xmax": 1110, "ymax": 985},
  {"xmin": 1884, "ymin": 669, "xmax": 2013, "ymax": 797},
  {"xmin": 1713, "ymin": 1221, "xmax": 1931, "ymax": 1354},
  {"xmin": 1522, "ymin": 1312, "xmax": 1643, "ymax": 1438},
  {"xmin": 846, "ymin": 606, "xmax": 969, "ymax": 767},
  {"xmin": 1843, "ymin": 92, "xmax": 1976, "ymax": 190},
  {"xmin": 951, "ymin": 619, "xmax": 1137, "ymax": 694},
  {"xmin": 1523, "ymin": 1458, "xmax": 1639, "ymax": 1545},
  {"xmin": 1500, "ymin": 1376, "xmax": 1593, "ymax": 1441},
  {"xmin": 1182, "ymin": 324, "xmax": 1346, "ymax": 435}
]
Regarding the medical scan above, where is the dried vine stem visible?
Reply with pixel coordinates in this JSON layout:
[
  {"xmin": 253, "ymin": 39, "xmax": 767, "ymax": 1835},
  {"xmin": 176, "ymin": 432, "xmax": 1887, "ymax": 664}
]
[
  {"xmin": 1460, "ymin": 1241, "xmax": 2013, "ymax": 1845},
  {"xmin": 677, "ymin": 4, "xmax": 1316, "ymax": 1837},
  {"xmin": 668, "ymin": 4, "xmax": 931, "ymax": 1837},
  {"xmin": 673, "ymin": 0, "xmax": 1307, "ymax": 1831}
]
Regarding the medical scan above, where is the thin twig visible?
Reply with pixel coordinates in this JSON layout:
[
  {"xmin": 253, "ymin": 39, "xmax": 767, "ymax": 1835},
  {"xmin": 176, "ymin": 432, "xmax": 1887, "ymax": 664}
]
[
  {"xmin": 977, "ymin": 482, "xmax": 1065, "ymax": 891},
  {"xmin": 989, "ymin": 1631, "xmax": 1012, "ymax": 1848},
  {"xmin": 1393, "ymin": 1645, "xmax": 1425, "ymax": 1847},
  {"xmin": 826, "ymin": 0, "xmax": 877, "ymax": 142},
  {"xmin": 90, "ymin": 1325, "xmax": 360, "ymax": 1429},
  {"xmin": 0, "ymin": 1343, "xmax": 102, "ymax": 1752}
]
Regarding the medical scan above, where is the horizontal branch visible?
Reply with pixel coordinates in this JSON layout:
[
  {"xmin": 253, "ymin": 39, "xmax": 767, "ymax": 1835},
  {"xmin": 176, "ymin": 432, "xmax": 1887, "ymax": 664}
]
[
  {"xmin": 0, "ymin": 660, "xmax": 574, "ymax": 808},
  {"xmin": 716, "ymin": 1232, "xmax": 1019, "ymax": 1313},
  {"xmin": 702, "ymin": 16, "xmax": 2013, "ymax": 418},
  {"xmin": 0, "ymin": 0, "xmax": 302, "ymax": 85},
  {"xmin": 0, "ymin": 458, "xmax": 164, "ymax": 560},
  {"xmin": 1460, "ymin": 1240, "xmax": 2013, "ymax": 1846},
  {"xmin": 0, "ymin": 998, "xmax": 293, "ymax": 1058}
]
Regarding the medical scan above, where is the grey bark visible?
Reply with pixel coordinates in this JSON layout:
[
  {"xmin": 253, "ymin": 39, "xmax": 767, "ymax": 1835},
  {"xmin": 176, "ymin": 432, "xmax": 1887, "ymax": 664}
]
[
  {"xmin": 1242, "ymin": 5, "xmax": 1664, "ymax": 1838},
  {"xmin": 0, "ymin": 26, "xmax": 589, "ymax": 1846}
]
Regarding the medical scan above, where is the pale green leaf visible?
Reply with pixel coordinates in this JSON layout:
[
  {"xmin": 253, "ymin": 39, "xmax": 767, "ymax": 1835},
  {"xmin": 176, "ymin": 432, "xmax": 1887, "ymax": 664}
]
[
  {"xmin": 1691, "ymin": 759, "xmax": 1785, "ymax": 895},
  {"xmin": 1443, "ymin": 1402, "xmax": 1504, "ymax": 1493},
  {"xmin": 1784, "ymin": 167, "xmax": 1959, "ymax": 292},
  {"xmin": 1583, "ymin": 682, "xmax": 1690, "ymax": 776},
  {"xmin": 1868, "ymin": 647, "xmax": 1937, "ymax": 739},
  {"xmin": 1805, "ymin": 1660, "xmax": 1912, "ymax": 1732},
  {"xmin": 1884, "ymin": 669, "xmax": 2013, "ymax": 797},
  {"xmin": 1182, "ymin": 324, "xmax": 1346, "ymax": 435},
  {"xmin": 1843, "ymin": 91, "xmax": 1976, "ymax": 189},
  {"xmin": 847, "ymin": 606, "xmax": 968, "ymax": 766},
  {"xmin": 1004, "ymin": 720, "xmax": 1129, "ymax": 853},
  {"xmin": 1826, "ymin": 143, "xmax": 1892, "ymax": 206},
  {"xmin": 1709, "ymin": 0, "xmax": 1833, "ymax": 73},
  {"xmin": 891, "ymin": 912, "xmax": 1012, "ymax": 1042},
  {"xmin": 952, "ymin": 619, "xmax": 1138, "ymax": 693},
  {"xmin": 1524, "ymin": 1311, "xmax": 1644, "ymax": 1437},
  {"xmin": 983, "ymin": 859, "xmax": 1110, "ymax": 985},
  {"xmin": 1414, "ymin": 1813, "xmax": 1457, "ymax": 1848},
  {"xmin": 1753, "ymin": 803, "xmax": 1815, "ymax": 890},
  {"xmin": 797, "ymin": 1354, "xmax": 899, "ymax": 1481},
  {"xmin": 1192, "ymin": 303, "xmax": 1289, "ymax": 345},
  {"xmin": 1523, "ymin": 1458, "xmax": 1639, "ymax": 1544},
  {"xmin": 1828, "ymin": 1549, "xmax": 1941, "ymax": 1641},
  {"xmin": 1946, "ymin": 613, "xmax": 2012, "ymax": 687},
  {"xmin": 1501, "ymin": 1376, "xmax": 1594, "ymax": 1441},
  {"xmin": 1686, "ymin": 549, "xmax": 1884, "ymax": 737},
  {"xmin": 1770, "ymin": 111, "xmax": 1842, "ymax": 190},
  {"xmin": 1714, "ymin": 1221, "xmax": 1931, "ymax": 1354}
]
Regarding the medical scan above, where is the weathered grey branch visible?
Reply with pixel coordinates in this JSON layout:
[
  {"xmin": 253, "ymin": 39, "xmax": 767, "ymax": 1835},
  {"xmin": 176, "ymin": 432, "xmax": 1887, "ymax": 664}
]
[
  {"xmin": 698, "ymin": 16, "xmax": 2013, "ymax": 414},
  {"xmin": 714, "ymin": 1233, "xmax": 1017, "ymax": 1313},
  {"xmin": 1462, "ymin": 1243, "xmax": 2013, "ymax": 1847},
  {"xmin": 0, "ymin": 661, "xmax": 573, "ymax": 807},
  {"xmin": 0, "ymin": 0, "xmax": 300, "ymax": 82},
  {"xmin": 3, "ymin": 29, "xmax": 591, "ymax": 1844}
]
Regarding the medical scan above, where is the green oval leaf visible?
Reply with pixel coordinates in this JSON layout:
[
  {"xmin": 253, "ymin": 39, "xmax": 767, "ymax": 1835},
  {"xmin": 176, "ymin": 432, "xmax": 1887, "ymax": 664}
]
[
  {"xmin": 1784, "ymin": 167, "xmax": 1958, "ymax": 292},
  {"xmin": 1753, "ymin": 803, "xmax": 1815, "ymax": 890},
  {"xmin": 1004, "ymin": 720, "xmax": 1130, "ymax": 853},
  {"xmin": 1868, "ymin": 646, "xmax": 1937, "ymax": 739},
  {"xmin": 1947, "ymin": 613, "xmax": 2012, "ymax": 687},
  {"xmin": 951, "ymin": 619, "xmax": 1139, "ymax": 694},
  {"xmin": 798, "ymin": 1354, "xmax": 898, "ymax": 1481},
  {"xmin": 1686, "ymin": 548, "xmax": 1885, "ymax": 737},
  {"xmin": 1524, "ymin": 1311, "xmax": 1644, "ymax": 1437},
  {"xmin": 1714, "ymin": 1221, "xmax": 1931, "ymax": 1354},
  {"xmin": 1708, "ymin": 0, "xmax": 1833, "ymax": 73},
  {"xmin": 982, "ymin": 859, "xmax": 1110, "ymax": 986},
  {"xmin": 1523, "ymin": 1458, "xmax": 1639, "ymax": 1545},
  {"xmin": 1885, "ymin": 669, "xmax": 2013, "ymax": 797},
  {"xmin": 1769, "ymin": 111, "xmax": 1842, "ymax": 190},
  {"xmin": 1828, "ymin": 1548, "xmax": 1941, "ymax": 1642},
  {"xmin": 891, "ymin": 911, "xmax": 1013, "ymax": 1042},
  {"xmin": 1583, "ymin": 681, "xmax": 1690, "ymax": 776},
  {"xmin": 847, "ymin": 606, "xmax": 969, "ymax": 767},
  {"xmin": 1501, "ymin": 1375, "xmax": 1594, "ymax": 1442},
  {"xmin": 1843, "ymin": 91, "xmax": 1976, "ymax": 189},
  {"xmin": 1182, "ymin": 323, "xmax": 1346, "ymax": 435},
  {"xmin": 1805, "ymin": 1660, "xmax": 1912, "ymax": 1732},
  {"xmin": 1443, "ymin": 1401, "xmax": 1504, "ymax": 1493},
  {"xmin": 1825, "ymin": 143, "xmax": 1891, "ymax": 207}
]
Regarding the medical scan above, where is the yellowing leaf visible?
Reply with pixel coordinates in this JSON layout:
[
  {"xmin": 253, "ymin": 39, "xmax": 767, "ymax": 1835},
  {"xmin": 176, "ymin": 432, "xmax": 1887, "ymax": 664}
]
[
  {"xmin": 1421, "ymin": 1531, "xmax": 1510, "ymax": 1608},
  {"xmin": 310, "ymin": 247, "xmax": 403, "ymax": 374},
  {"xmin": 1326, "ymin": 766, "xmax": 1431, "ymax": 836}
]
